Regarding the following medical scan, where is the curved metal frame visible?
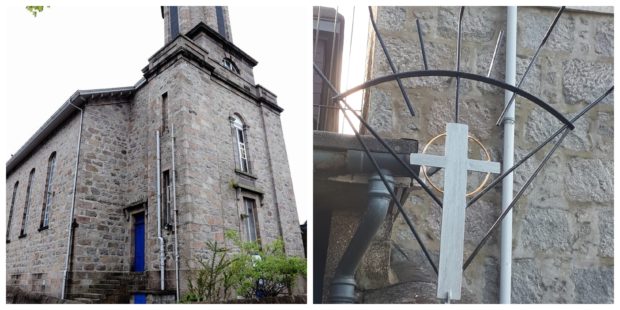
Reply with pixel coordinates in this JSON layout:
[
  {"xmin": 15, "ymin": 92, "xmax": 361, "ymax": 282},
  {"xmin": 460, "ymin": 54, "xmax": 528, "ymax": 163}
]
[
  {"xmin": 332, "ymin": 70, "xmax": 575, "ymax": 130},
  {"xmin": 315, "ymin": 5, "xmax": 613, "ymax": 303}
]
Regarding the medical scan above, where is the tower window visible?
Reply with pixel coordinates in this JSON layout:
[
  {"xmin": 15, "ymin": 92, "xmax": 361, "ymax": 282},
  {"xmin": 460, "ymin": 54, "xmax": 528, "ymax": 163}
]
[
  {"xmin": 222, "ymin": 58, "xmax": 240, "ymax": 74},
  {"xmin": 40, "ymin": 152, "xmax": 56, "ymax": 229},
  {"xmin": 20, "ymin": 169, "xmax": 35, "ymax": 237},
  {"xmin": 243, "ymin": 197, "xmax": 259, "ymax": 243},
  {"xmin": 6, "ymin": 181, "xmax": 19, "ymax": 241},
  {"xmin": 232, "ymin": 115, "xmax": 251, "ymax": 173},
  {"xmin": 162, "ymin": 170, "xmax": 173, "ymax": 229},
  {"xmin": 162, "ymin": 93, "xmax": 169, "ymax": 133}
]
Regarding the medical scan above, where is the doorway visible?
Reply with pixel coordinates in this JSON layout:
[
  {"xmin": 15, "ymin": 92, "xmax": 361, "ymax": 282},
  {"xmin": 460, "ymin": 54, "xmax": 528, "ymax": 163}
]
[{"xmin": 133, "ymin": 212, "xmax": 145, "ymax": 272}]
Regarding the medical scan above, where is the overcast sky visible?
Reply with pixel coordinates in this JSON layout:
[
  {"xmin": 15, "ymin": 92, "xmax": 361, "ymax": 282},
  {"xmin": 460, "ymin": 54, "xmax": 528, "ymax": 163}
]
[{"xmin": 3, "ymin": 5, "xmax": 311, "ymax": 223}]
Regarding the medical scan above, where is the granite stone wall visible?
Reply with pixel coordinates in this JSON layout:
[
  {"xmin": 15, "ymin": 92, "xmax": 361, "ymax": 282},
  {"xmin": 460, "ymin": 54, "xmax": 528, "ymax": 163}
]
[
  {"xmin": 6, "ymin": 17, "xmax": 304, "ymax": 301},
  {"xmin": 361, "ymin": 6, "xmax": 613, "ymax": 303},
  {"xmin": 6, "ymin": 112, "xmax": 82, "ymax": 298}
]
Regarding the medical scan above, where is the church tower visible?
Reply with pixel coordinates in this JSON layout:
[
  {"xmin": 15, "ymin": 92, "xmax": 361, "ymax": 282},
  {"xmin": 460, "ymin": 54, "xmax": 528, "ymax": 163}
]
[{"xmin": 162, "ymin": 6, "xmax": 233, "ymax": 43}]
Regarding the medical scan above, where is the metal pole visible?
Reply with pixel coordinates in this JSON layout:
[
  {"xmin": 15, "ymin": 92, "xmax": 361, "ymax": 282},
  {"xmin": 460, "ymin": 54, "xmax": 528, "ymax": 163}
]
[
  {"xmin": 61, "ymin": 104, "xmax": 84, "ymax": 299},
  {"xmin": 156, "ymin": 131, "xmax": 165, "ymax": 290},
  {"xmin": 171, "ymin": 125, "xmax": 180, "ymax": 301},
  {"xmin": 499, "ymin": 7, "xmax": 516, "ymax": 304}
]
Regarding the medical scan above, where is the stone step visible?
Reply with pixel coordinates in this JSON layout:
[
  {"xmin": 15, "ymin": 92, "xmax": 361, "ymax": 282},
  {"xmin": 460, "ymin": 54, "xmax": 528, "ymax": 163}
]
[
  {"xmin": 67, "ymin": 293, "xmax": 105, "ymax": 301},
  {"xmin": 70, "ymin": 298, "xmax": 96, "ymax": 304}
]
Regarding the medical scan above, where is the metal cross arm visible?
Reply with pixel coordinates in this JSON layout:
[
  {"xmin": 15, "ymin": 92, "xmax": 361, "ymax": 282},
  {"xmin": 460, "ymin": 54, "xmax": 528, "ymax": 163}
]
[{"xmin": 410, "ymin": 123, "xmax": 500, "ymax": 301}]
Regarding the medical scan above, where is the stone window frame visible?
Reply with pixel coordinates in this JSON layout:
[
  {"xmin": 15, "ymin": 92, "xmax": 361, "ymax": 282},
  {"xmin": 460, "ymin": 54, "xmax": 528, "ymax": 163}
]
[
  {"xmin": 19, "ymin": 168, "xmax": 36, "ymax": 238},
  {"xmin": 162, "ymin": 169, "xmax": 173, "ymax": 230},
  {"xmin": 6, "ymin": 181, "xmax": 19, "ymax": 242},
  {"xmin": 39, "ymin": 152, "xmax": 57, "ymax": 231},
  {"xmin": 222, "ymin": 57, "xmax": 240, "ymax": 74},
  {"xmin": 240, "ymin": 195, "xmax": 261, "ymax": 245},
  {"xmin": 230, "ymin": 114, "xmax": 253, "ymax": 175}
]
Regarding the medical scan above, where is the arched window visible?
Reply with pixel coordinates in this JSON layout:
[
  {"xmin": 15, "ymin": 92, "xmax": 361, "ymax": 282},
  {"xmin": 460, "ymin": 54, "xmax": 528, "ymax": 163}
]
[
  {"xmin": 232, "ymin": 115, "xmax": 250, "ymax": 173},
  {"xmin": 20, "ymin": 168, "xmax": 35, "ymax": 237},
  {"xmin": 40, "ymin": 152, "xmax": 56, "ymax": 229},
  {"xmin": 6, "ymin": 181, "xmax": 19, "ymax": 241}
]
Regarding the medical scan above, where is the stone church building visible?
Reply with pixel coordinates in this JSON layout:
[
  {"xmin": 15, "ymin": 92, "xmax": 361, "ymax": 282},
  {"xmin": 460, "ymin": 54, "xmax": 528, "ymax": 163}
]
[
  {"xmin": 6, "ymin": 6, "xmax": 304, "ymax": 303},
  {"xmin": 315, "ymin": 6, "xmax": 613, "ymax": 304}
]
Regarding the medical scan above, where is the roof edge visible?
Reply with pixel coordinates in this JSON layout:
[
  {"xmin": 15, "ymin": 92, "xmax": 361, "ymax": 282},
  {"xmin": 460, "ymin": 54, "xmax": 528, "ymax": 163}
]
[{"xmin": 6, "ymin": 86, "xmax": 136, "ymax": 175}]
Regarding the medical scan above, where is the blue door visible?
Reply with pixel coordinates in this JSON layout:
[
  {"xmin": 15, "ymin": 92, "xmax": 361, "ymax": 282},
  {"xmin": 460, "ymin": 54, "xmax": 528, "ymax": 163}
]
[
  {"xmin": 134, "ymin": 293, "xmax": 147, "ymax": 304},
  {"xmin": 134, "ymin": 213, "xmax": 145, "ymax": 272}
]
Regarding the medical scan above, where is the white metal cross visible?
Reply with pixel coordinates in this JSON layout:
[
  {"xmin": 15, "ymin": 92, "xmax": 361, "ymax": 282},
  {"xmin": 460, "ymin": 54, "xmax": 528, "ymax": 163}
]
[{"xmin": 410, "ymin": 123, "xmax": 500, "ymax": 300}]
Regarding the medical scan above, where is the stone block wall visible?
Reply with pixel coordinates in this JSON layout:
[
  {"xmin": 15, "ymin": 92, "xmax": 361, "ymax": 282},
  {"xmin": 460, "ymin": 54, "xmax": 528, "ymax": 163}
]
[
  {"xmin": 72, "ymin": 100, "xmax": 132, "ymax": 274},
  {"xmin": 6, "ymin": 111, "xmax": 82, "ymax": 298},
  {"xmin": 363, "ymin": 6, "xmax": 613, "ymax": 303}
]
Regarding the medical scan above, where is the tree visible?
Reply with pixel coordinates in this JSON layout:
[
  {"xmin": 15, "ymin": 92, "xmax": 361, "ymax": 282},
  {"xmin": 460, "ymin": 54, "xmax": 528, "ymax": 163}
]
[{"xmin": 26, "ymin": 6, "xmax": 48, "ymax": 17}]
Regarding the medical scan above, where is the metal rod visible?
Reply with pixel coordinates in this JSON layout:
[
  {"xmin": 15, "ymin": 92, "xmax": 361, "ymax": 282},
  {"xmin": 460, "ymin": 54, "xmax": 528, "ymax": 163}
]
[
  {"xmin": 332, "ymin": 69, "xmax": 575, "ymax": 130},
  {"xmin": 369, "ymin": 6, "xmax": 416, "ymax": 116},
  {"xmin": 313, "ymin": 63, "xmax": 445, "ymax": 208},
  {"xmin": 341, "ymin": 100, "xmax": 439, "ymax": 275},
  {"xmin": 342, "ymin": 6, "xmax": 357, "ymax": 134},
  {"xmin": 499, "ymin": 7, "xmax": 515, "ymax": 303},
  {"xmin": 467, "ymin": 86, "xmax": 613, "ymax": 208},
  {"xmin": 455, "ymin": 6, "xmax": 465, "ymax": 123},
  {"xmin": 61, "ymin": 104, "xmax": 84, "ymax": 299},
  {"xmin": 156, "ymin": 131, "xmax": 165, "ymax": 290},
  {"xmin": 416, "ymin": 19, "xmax": 428, "ymax": 70},
  {"xmin": 463, "ymin": 129, "xmax": 570, "ymax": 270},
  {"xmin": 171, "ymin": 124, "xmax": 180, "ymax": 301},
  {"xmin": 313, "ymin": 6, "xmax": 322, "ymax": 130},
  {"xmin": 487, "ymin": 30, "xmax": 504, "ymax": 78},
  {"xmin": 496, "ymin": 6, "xmax": 566, "ymax": 126},
  {"xmin": 313, "ymin": 6, "xmax": 321, "ymax": 59}
]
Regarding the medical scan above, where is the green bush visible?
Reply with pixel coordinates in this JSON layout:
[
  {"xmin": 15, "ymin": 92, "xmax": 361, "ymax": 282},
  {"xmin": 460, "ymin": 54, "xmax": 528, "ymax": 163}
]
[
  {"xmin": 226, "ymin": 230, "xmax": 307, "ymax": 299},
  {"xmin": 182, "ymin": 231, "xmax": 306, "ymax": 302},
  {"xmin": 183, "ymin": 240, "xmax": 233, "ymax": 303}
]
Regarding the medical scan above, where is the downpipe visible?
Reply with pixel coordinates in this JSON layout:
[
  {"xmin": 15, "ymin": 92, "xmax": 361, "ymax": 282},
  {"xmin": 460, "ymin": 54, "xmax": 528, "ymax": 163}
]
[
  {"xmin": 328, "ymin": 171, "xmax": 394, "ymax": 303},
  {"xmin": 61, "ymin": 104, "xmax": 84, "ymax": 299},
  {"xmin": 171, "ymin": 124, "xmax": 180, "ymax": 301},
  {"xmin": 500, "ymin": 6, "xmax": 517, "ymax": 304},
  {"xmin": 156, "ymin": 131, "xmax": 165, "ymax": 290}
]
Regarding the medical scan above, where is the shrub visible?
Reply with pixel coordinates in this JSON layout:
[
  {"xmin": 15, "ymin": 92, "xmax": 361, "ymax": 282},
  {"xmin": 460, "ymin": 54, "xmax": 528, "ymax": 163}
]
[{"xmin": 183, "ymin": 231, "xmax": 307, "ymax": 302}]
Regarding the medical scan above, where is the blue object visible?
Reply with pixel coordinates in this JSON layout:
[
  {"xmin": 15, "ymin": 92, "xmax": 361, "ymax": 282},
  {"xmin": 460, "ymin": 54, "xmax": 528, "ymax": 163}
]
[
  {"xmin": 134, "ymin": 213, "xmax": 145, "ymax": 272},
  {"xmin": 134, "ymin": 293, "xmax": 146, "ymax": 304}
]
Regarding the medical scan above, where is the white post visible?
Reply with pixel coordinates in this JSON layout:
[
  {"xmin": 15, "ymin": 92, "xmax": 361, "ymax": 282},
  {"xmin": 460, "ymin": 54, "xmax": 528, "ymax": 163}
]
[
  {"xmin": 156, "ymin": 131, "xmax": 165, "ymax": 290},
  {"xmin": 500, "ymin": 6, "xmax": 517, "ymax": 304}
]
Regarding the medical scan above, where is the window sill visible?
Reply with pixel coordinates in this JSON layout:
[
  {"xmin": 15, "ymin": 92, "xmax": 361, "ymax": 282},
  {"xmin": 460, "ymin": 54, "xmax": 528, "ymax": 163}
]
[
  {"xmin": 235, "ymin": 169, "xmax": 257, "ymax": 180},
  {"xmin": 18, "ymin": 234, "xmax": 27, "ymax": 239},
  {"xmin": 38, "ymin": 226, "xmax": 49, "ymax": 232}
]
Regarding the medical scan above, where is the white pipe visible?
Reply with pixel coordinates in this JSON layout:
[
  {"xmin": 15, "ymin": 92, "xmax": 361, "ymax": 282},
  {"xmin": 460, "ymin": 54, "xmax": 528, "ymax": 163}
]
[
  {"xmin": 171, "ymin": 125, "xmax": 180, "ymax": 301},
  {"xmin": 500, "ymin": 6, "xmax": 517, "ymax": 304},
  {"xmin": 156, "ymin": 131, "xmax": 165, "ymax": 290},
  {"xmin": 61, "ymin": 104, "xmax": 84, "ymax": 299}
]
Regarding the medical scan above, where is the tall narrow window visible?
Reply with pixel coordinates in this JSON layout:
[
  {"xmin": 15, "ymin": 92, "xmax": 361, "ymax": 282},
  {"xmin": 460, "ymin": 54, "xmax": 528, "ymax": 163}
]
[
  {"xmin": 40, "ymin": 152, "xmax": 56, "ymax": 229},
  {"xmin": 232, "ymin": 115, "xmax": 250, "ymax": 173},
  {"xmin": 162, "ymin": 93, "xmax": 168, "ymax": 132},
  {"xmin": 20, "ymin": 169, "xmax": 35, "ymax": 237},
  {"xmin": 6, "ymin": 181, "xmax": 19, "ymax": 241},
  {"xmin": 243, "ymin": 197, "xmax": 259, "ymax": 243},
  {"xmin": 162, "ymin": 170, "xmax": 172, "ymax": 229}
]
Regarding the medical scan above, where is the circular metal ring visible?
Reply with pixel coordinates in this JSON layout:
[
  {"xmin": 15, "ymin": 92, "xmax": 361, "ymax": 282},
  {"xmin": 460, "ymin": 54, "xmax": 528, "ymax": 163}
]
[{"xmin": 421, "ymin": 132, "xmax": 493, "ymax": 197}]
